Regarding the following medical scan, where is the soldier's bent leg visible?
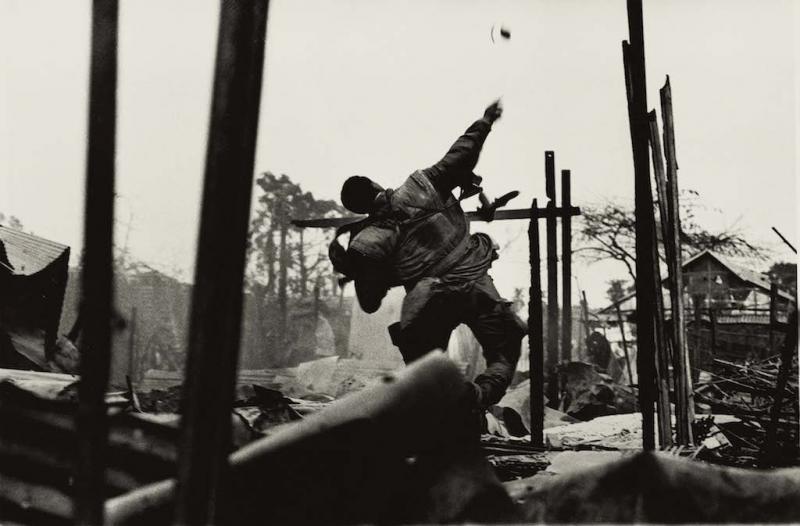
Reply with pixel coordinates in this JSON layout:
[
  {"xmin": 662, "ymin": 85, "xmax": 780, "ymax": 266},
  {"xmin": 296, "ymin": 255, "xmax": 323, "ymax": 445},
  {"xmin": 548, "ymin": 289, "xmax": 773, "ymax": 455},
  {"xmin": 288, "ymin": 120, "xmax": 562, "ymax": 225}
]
[
  {"xmin": 390, "ymin": 323, "xmax": 453, "ymax": 365},
  {"xmin": 466, "ymin": 276, "xmax": 527, "ymax": 408}
]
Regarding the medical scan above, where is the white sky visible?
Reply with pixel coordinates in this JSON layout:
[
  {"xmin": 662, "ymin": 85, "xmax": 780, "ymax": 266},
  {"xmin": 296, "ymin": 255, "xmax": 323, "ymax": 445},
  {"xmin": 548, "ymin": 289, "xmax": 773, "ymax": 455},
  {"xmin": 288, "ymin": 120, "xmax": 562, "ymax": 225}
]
[{"xmin": 0, "ymin": 0, "xmax": 796, "ymax": 307}]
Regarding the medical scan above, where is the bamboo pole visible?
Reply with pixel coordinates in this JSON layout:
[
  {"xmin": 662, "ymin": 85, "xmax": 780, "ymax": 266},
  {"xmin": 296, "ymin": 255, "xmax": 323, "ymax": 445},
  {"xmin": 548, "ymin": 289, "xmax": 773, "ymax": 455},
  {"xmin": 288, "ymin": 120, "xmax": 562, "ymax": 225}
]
[
  {"xmin": 74, "ymin": 1, "xmax": 118, "ymax": 523},
  {"xmin": 648, "ymin": 110, "xmax": 674, "ymax": 447},
  {"xmin": 623, "ymin": 0, "xmax": 658, "ymax": 450},
  {"xmin": 771, "ymin": 227, "xmax": 797, "ymax": 254},
  {"xmin": 529, "ymin": 199, "xmax": 545, "ymax": 447},
  {"xmin": 651, "ymin": 230, "xmax": 674, "ymax": 448},
  {"xmin": 174, "ymin": 2, "xmax": 269, "ymax": 524},
  {"xmin": 660, "ymin": 76, "xmax": 694, "ymax": 441},
  {"xmin": 561, "ymin": 170, "xmax": 573, "ymax": 363}
]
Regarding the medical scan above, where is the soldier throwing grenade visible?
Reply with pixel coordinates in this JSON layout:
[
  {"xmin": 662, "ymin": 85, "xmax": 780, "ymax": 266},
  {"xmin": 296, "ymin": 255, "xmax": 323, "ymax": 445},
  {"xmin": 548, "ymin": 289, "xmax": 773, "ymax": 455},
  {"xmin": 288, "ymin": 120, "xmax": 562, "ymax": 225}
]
[{"xmin": 329, "ymin": 100, "xmax": 526, "ymax": 421}]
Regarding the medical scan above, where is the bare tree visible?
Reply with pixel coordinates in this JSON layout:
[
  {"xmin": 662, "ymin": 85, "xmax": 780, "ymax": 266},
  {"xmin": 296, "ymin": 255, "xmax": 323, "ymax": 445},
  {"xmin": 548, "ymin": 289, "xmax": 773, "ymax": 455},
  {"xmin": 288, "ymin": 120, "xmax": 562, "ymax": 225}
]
[{"xmin": 577, "ymin": 190, "xmax": 766, "ymax": 280}]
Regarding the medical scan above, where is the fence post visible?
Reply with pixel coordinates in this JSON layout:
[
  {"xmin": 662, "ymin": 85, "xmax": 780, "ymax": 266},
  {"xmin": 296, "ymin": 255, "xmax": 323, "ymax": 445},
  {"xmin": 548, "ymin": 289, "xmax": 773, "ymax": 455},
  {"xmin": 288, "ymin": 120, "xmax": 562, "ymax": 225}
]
[
  {"xmin": 560, "ymin": 170, "xmax": 573, "ymax": 362},
  {"xmin": 545, "ymin": 152, "xmax": 560, "ymax": 406},
  {"xmin": 529, "ymin": 199, "xmax": 545, "ymax": 447}
]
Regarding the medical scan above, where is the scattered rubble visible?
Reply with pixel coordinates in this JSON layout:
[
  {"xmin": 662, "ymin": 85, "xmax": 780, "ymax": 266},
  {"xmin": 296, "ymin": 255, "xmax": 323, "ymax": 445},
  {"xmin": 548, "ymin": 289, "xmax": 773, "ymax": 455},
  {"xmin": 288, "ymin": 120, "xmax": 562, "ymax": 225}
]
[{"xmin": 508, "ymin": 451, "xmax": 800, "ymax": 523}]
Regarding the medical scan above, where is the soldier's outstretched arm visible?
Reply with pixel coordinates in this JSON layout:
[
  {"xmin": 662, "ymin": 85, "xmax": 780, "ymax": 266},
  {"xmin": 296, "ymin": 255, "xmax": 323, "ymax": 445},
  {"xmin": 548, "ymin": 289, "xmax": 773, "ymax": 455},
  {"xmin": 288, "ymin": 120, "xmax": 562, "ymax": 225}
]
[{"xmin": 426, "ymin": 100, "xmax": 503, "ymax": 193}]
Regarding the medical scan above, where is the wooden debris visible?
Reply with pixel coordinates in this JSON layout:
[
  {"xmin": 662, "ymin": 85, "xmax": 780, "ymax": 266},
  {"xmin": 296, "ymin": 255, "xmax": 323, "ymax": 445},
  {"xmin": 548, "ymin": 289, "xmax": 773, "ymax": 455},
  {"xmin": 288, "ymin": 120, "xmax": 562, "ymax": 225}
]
[{"xmin": 106, "ymin": 353, "xmax": 518, "ymax": 525}]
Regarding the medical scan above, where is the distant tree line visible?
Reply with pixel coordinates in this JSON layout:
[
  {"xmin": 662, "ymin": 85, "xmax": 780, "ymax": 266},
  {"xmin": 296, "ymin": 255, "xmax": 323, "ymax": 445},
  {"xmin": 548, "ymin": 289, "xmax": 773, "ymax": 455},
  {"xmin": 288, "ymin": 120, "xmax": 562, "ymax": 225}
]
[{"xmin": 246, "ymin": 172, "xmax": 345, "ymax": 349}]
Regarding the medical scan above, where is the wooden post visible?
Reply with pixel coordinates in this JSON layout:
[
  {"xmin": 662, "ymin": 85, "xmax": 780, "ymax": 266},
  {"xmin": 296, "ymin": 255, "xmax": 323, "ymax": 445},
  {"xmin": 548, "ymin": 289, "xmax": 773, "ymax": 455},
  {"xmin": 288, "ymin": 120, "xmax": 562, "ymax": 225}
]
[
  {"xmin": 660, "ymin": 76, "xmax": 694, "ymax": 443},
  {"xmin": 74, "ymin": 1, "xmax": 118, "ymax": 523},
  {"xmin": 616, "ymin": 305, "xmax": 633, "ymax": 385},
  {"xmin": 581, "ymin": 291, "xmax": 592, "ymax": 342},
  {"xmin": 529, "ymin": 199, "xmax": 545, "ymax": 447},
  {"xmin": 560, "ymin": 170, "xmax": 573, "ymax": 363},
  {"xmin": 762, "ymin": 307, "xmax": 798, "ymax": 465},
  {"xmin": 174, "ymin": 2, "xmax": 269, "ymax": 524},
  {"xmin": 769, "ymin": 283, "xmax": 779, "ymax": 355},
  {"xmin": 647, "ymin": 110, "xmax": 674, "ymax": 447},
  {"xmin": 545, "ymin": 151, "xmax": 560, "ymax": 407},
  {"xmin": 623, "ymin": 0, "xmax": 657, "ymax": 451},
  {"xmin": 651, "ymin": 233, "xmax": 674, "ymax": 448},
  {"xmin": 709, "ymin": 308, "xmax": 717, "ymax": 354},
  {"xmin": 127, "ymin": 307, "xmax": 137, "ymax": 383}
]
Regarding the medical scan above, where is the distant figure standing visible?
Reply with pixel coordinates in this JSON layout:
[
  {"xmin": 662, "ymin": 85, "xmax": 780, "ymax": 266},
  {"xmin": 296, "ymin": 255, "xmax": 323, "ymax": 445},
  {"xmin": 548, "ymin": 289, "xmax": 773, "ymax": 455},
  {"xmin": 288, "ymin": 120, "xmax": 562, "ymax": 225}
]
[{"xmin": 586, "ymin": 331, "xmax": 612, "ymax": 370}]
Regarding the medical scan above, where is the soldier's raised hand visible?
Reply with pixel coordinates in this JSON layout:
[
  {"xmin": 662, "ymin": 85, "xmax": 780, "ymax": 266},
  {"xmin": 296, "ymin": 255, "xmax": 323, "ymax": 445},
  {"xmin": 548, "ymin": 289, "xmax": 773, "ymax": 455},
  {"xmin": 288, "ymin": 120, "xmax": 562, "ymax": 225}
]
[{"xmin": 483, "ymin": 99, "xmax": 503, "ymax": 123}]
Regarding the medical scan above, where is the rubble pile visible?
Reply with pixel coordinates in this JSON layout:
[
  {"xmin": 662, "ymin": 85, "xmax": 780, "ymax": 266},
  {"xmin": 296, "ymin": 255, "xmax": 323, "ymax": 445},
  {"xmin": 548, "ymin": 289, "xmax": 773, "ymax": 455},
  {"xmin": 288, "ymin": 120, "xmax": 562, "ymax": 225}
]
[{"xmin": 695, "ymin": 354, "xmax": 799, "ymax": 466}]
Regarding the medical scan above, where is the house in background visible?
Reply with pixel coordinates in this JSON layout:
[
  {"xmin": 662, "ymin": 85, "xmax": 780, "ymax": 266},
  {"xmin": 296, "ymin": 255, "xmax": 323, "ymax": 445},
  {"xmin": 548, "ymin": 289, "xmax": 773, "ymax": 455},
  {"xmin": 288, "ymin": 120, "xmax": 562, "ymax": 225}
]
[
  {"xmin": 681, "ymin": 250, "xmax": 794, "ymax": 315},
  {"xmin": 0, "ymin": 225, "xmax": 70, "ymax": 370},
  {"xmin": 596, "ymin": 250, "xmax": 796, "ymax": 367}
]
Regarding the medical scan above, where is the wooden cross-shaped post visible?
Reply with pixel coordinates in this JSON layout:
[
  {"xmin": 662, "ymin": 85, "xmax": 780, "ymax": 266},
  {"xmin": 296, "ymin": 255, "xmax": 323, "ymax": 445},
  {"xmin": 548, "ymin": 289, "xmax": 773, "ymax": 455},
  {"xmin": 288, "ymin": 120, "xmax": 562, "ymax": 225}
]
[{"xmin": 292, "ymin": 153, "xmax": 580, "ymax": 447}]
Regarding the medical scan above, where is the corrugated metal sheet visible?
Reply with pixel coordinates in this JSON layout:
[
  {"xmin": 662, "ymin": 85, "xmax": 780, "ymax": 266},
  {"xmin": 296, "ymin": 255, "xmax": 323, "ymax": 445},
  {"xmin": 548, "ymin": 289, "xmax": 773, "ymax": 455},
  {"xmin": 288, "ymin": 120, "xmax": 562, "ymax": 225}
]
[{"xmin": 0, "ymin": 225, "xmax": 69, "ymax": 276}]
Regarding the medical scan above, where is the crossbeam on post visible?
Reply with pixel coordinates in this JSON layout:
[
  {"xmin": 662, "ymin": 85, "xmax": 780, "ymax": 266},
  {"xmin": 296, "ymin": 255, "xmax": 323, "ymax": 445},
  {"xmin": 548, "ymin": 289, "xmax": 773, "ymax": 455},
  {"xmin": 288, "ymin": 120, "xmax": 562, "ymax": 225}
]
[
  {"xmin": 291, "ymin": 206, "xmax": 581, "ymax": 229},
  {"xmin": 174, "ymin": 1, "xmax": 269, "ymax": 524}
]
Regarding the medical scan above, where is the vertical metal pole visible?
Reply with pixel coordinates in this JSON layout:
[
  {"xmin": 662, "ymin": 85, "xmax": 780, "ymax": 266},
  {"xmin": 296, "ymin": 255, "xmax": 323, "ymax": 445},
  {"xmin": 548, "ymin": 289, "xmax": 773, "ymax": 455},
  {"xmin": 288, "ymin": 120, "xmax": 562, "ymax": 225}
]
[
  {"xmin": 660, "ymin": 76, "xmax": 694, "ymax": 442},
  {"xmin": 174, "ymin": 2, "xmax": 269, "ymax": 524},
  {"xmin": 560, "ymin": 170, "xmax": 572, "ymax": 363},
  {"xmin": 545, "ymin": 152, "xmax": 559, "ymax": 407},
  {"xmin": 529, "ymin": 200, "xmax": 545, "ymax": 447},
  {"xmin": 624, "ymin": 0, "xmax": 657, "ymax": 451},
  {"xmin": 74, "ymin": 1, "xmax": 118, "ymax": 523}
]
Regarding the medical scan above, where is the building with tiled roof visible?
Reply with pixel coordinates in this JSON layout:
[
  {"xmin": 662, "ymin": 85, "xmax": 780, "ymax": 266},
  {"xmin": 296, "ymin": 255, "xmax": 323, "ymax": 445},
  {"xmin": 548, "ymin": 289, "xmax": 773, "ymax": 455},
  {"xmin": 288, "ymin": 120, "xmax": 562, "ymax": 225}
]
[{"xmin": 0, "ymin": 225, "xmax": 70, "ymax": 369}]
